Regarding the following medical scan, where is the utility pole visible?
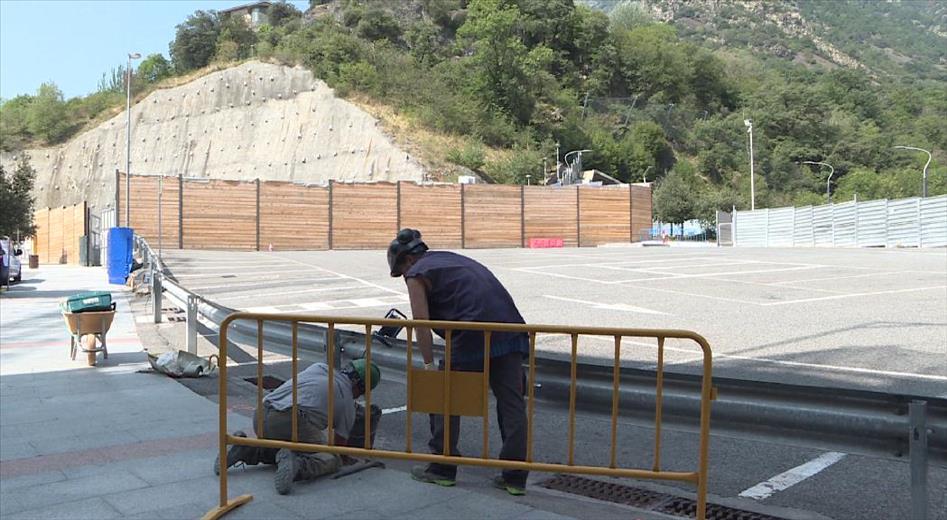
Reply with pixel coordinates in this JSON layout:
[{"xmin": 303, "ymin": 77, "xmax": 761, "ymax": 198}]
[
  {"xmin": 745, "ymin": 119, "xmax": 755, "ymax": 211},
  {"xmin": 894, "ymin": 146, "xmax": 933, "ymax": 198},
  {"xmin": 125, "ymin": 52, "xmax": 141, "ymax": 227}
]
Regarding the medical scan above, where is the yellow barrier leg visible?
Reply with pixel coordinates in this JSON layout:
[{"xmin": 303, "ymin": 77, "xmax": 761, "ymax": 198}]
[{"xmin": 201, "ymin": 495, "xmax": 253, "ymax": 520}]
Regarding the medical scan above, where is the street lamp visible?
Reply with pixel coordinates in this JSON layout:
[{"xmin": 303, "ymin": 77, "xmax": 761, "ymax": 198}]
[
  {"xmin": 525, "ymin": 174, "xmax": 531, "ymax": 186},
  {"xmin": 641, "ymin": 165, "xmax": 653, "ymax": 183},
  {"xmin": 893, "ymin": 145, "xmax": 933, "ymax": 198},
  {"xmin": 801, "ymin": 161, "xmax": 835, "ymax": 201},
  {"xmin": 125, "ymin": 52, "xmax": 141, "ymax": 227},
  {"xmin": 744, "ymin": 119, "xmax": 755, "ymax": 211}
]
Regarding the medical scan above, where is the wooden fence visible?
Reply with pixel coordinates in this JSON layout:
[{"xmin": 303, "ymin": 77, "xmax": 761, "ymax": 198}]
[
  {"xmin": 117, "ymin": 173, "xmax": 651, "ymax": 250},
  {"xmin": 33, "ymin": 203, "xmax": 88, "ymax": 264}
]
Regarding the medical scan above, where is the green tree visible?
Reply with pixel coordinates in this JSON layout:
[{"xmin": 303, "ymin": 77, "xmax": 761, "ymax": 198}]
[
  {"xmin": 459, "ymin": 0, "xmax": 551, "ymax": 124},
  {"xmin": 137, "ymin": 54, "xmax": 172, "ymax": 83},
  {"xmin": 0, "ymin": 157, "xmax": 37, "ymax": 238},
  {"xmin": 27, "ymin": 83, "xmax": 69, "ymax": 144},
  {"xmin": 170, "ymin": 10, "xmax": 221, "ymax": 73},
  {"xmin": 0, "ymin": 95, "xmax": 34, "ymax": 152},
  {"xmin": 653, "ymin": 168, "xmax": 699, "ymax": 229},
  {"xmin": 268, "ymin": 1, "xmax": 302, "ymax": 27},
  {"xmin": 356, "ymin": 8, "xmax": 402, "ymax": 42},
  {"xmin": 216, "ymin": 15, "xmax": 257, "ymax": 61}
]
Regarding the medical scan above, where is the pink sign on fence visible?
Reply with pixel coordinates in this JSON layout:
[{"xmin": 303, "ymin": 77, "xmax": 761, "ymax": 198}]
[{"xmin": 528, "ymin": 237, "xmax": 564, "ymax": 248}]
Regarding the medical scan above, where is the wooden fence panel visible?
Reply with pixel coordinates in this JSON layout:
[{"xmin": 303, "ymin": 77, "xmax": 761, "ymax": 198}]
[
  {"xmin": 464, "ymin": 185, "xmax": 522, "ymax": 248},
  {"xmin": 62, "ymin": 205, "xmax": 78, "ymax": 264},
  {"xmin": 183, "ymin": 180, "xmax": 257, "ymax": 249},
  {"xmin": 122, "ymin": 175, "xmax": 180, "ymax": 250},
  {"xmin": 579, "ymin": 185, "xmax": 631, "ymax": 246},
  {"xmin": 49, "ymin": 206, "xmax": 64, "ymax": 264},
  {"xmin": 34, "ymin": 208, "xmax": 49, "ymax": 264},
  {"xmin": 524, "ymin": 186, "xmax": 578, "ymax": 247},
  {"xmin": 332, "ymin": 183, "xmax": 398, "ymax": 249},
  {"xmin": 631, "ymin": 185, "xmax": 652, "ymax": 241},
  {"xmin": 398, "ymin": 183, "xmax": 462, "ymax": 249},
  {"xmin": 260, "ymin": 182, "xmax": 330, "ymax": 250}
]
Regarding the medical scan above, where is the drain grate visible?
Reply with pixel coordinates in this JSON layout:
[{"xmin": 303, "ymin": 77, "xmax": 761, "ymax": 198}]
[
  {"xmin": 540, "ymin": 474, "xmax": 786, "ymax": 520},
  {"xmin": 244, "ymin": 376, "xmax": 285, "ymax": 390}
]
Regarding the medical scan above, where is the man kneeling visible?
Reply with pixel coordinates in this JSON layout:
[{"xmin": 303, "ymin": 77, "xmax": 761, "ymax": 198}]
[{"xmin": 215, "ymin": 359, "xmax": 381, "ymax": 494}]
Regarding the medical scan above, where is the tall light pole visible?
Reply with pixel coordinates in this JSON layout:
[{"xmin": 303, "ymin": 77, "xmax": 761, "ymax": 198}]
[
  {"xmin": 744, "ymin": 119, "xmax": 755, "ymax": 211},
  {"xmin": 125, "ymin": 52, "xmax": 141, "ymax": 227},
  {"xmin": 894, "ymin": 145, "xmax": 933, "ymax": 198},
  {"xmin": 563, "ymin": 149, "xmax": 591, "ymax": 185},
  {"xmin": 801, "ymin": 160, "xmax": 835, "ymax": 201}
]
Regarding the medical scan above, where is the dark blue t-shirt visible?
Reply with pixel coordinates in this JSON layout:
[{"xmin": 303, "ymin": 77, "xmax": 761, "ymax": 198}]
[{"xmin": 405, "ymin": 251, "xmax": 528, "ymax": 365}]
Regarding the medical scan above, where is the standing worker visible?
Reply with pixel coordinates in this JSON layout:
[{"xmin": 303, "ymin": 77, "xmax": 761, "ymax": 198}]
[
  {"xmin": 388, "ymin": 228, "xmax": 529, "ymax": 496},
  {"xmin": 215, "ymin": 359, "xmax": 381, "ymax": 495}
]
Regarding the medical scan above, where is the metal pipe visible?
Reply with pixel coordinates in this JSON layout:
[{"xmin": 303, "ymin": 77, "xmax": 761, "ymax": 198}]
[
  {"xmin": 364, "ymin": 325, "xmax": 372, "ymax": 450},
  {"xmin": 257, "ymin": 321, "xmax": 263, "ymax": 437},
  {"xmin": 527, "ymin": 332, "xmax": 536, "ymax": 462},
  {"xmin": 405, "ymin": 327, "xmax": 413, "ymax": 453},
  {"xmin": 291, "ymin": 321, "xmax": 298, "ymax": 443},
  {"xmin": 327, "ymin": 324, "xmax": 335, "ymax": 445},
  {"xmin": 482, "ymin": 331, "xmax": 491, "ymax": 458},
  {"xmin": 444, "ymin": 330, "xmax": 452, "ymax": 457},
  {"xmin": 610, "ymin": 336, "xmax": 621, "ymax": 469},
  {"xmin": 568, "ymin": 333, "xmax": 578, "ymax": 466},
  {"xmin": 653, "ymin": 337, "xmax": 665, "ymax": 472},
  {"xmin": 801, "ymin": 161, "xmax": 835, "ymax": 201},
  {"xmin": 124, "ymin": 52, "xmax": 140, "ymax": 227}
]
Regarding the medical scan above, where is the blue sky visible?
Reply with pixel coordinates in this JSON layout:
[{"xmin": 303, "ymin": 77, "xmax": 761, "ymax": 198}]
[{"xmin": 0, "ymin": 0, "xmax": 308, "ymax": 101}]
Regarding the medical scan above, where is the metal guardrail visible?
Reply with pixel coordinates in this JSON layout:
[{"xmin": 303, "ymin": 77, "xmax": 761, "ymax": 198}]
[{"xmin": 203, "ymin": 313, "xmax": 715, "ymax": 520}]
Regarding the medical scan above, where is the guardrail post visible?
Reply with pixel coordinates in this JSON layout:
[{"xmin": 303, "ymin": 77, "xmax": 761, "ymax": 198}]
[
  {"xmin": 186, "ymin": 294, "xmax": 198, "ymax": 354},
  {"xmin": 152, "ymin": 268, "xmax": 162, "ymax": 324},
  {"xmin": 910, "ymin": 400, "xmax": 928, "ymax": 520}
]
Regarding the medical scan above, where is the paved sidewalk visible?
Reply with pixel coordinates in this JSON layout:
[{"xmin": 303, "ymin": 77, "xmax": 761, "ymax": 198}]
[{"xmin": 0, "ymin": 266, "xmax": 670, "ymax": 520}]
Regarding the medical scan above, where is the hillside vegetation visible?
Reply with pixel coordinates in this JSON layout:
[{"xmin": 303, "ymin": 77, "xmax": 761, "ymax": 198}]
[{"xmin": 1, "ymin": 0, "xmax": 944, "ymax": 226}]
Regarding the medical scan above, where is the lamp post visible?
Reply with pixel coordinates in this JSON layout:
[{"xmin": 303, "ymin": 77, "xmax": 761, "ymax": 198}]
[
  {"xmin": 801, "ymin": 161, "xmax": 835, "ymax": 201},
  {"xmin": 894, "ymin": 145, "xmax": 933, "ymax": 198},
  {"xmin": 125, "ymin": 52, "xmax": 142, "ymax": 227},
  {"xmin": 744, "ymin": 119, "xmax": 755, "ymax": 211}
]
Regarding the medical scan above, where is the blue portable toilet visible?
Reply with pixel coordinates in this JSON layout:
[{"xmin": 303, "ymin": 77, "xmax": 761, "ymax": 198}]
[{"xmin": 107, "ymin": 227, "xmax": 134, "ymax": 284}]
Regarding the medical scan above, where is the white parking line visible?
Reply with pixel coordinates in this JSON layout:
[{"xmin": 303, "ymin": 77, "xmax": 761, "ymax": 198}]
[
  {"xmin": 222, "ymin": 284, "xmax": 363, "ymax": 301},
  {"xmin": 382, "ymin": 405, "xmax": 407, "ymax": 415},
  {"xmin": 739, "ymin": 452, "xmax": 846, "ymax": 500},
  {"xmin": 544, "ymin": 295, "xmax": 669, "ymax": 315},
  {"xmin": 762, "ymin": 285, "xmax": 947, "ymax": 306},
  {"xmin": 277, "ymin": 256, "xmax": 406, "ymax": 296}
]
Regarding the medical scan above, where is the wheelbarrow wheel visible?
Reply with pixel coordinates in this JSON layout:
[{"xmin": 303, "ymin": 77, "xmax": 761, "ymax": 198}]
[{"xmin": 87, "ymin": 350, "xmax": 97, "ymax": 366}]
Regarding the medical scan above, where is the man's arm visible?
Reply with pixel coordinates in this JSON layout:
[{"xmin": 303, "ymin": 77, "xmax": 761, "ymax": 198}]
[{"xmin": 405, "ymin": 276, "xmax": 435, "ymax": 367}]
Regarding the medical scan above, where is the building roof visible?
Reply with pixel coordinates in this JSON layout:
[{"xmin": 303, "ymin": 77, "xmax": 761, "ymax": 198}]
[{"xmin": 219, "ymin": 1, "xmax": 272, "ymax": 15}]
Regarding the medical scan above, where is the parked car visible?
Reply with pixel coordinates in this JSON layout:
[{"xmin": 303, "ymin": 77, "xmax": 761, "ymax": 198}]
[{"xmin": 0, "ymin": 236, "xmax": 23, "ymax": 284}]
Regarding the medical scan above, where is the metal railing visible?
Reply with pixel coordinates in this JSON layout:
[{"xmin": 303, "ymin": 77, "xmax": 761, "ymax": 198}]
[{"xmin": 202, "ymin": 313, "xmax": 715, "ymax": 520}]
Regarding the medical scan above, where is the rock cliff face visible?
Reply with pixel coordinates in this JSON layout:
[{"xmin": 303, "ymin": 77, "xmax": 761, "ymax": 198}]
[{"xmin": 1, "ymin": 61, "xmax": 425, "ymax": 211}]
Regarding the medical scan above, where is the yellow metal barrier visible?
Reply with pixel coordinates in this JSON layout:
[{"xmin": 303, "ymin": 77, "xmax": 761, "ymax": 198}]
[{"xmin": 202, "ymin": 314, "xmax": 714, "ymax": 520}]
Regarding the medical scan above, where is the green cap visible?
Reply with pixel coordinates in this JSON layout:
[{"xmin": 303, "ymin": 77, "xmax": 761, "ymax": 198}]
[{"xmin": 349, "ymin": 359, "xmax": 381, "ymax": 391}]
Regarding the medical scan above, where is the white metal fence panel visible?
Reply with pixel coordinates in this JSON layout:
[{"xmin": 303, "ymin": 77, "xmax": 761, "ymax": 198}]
[
  {"xmin": 833, "ymin": 202, "xmax": 857, "ymax": 247},
  {"xmin": 767, "ymin": 207, "xmax": 795, "ymax": 247},
  {"xmin": 856, "ymin": 200, "xmax": 887, "ymax": 247},
  {"xmin": 920, "ymin": 195, "xmax": 947, "ymax": 248},
  {"xmin": 792, "ymin": 206, "xmax": 814, "ymax": 246},
  {"xmin": 887, "ymin": 198, "xmax": 920, "ymax": 247},
  {"xmin": 734, "ymin": 195, "xmax": 945, "ymax": 248},
  {"xmin": 735, "ymin": 210, "xmax": 767, "ymax": 247},
  {"xmin": 812, "ymin": 205, "xmax": 834, "ymax": 247}
]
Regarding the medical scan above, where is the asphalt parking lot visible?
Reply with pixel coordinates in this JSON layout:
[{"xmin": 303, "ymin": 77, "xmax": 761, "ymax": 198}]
[{"xmin": 161, "ymin": 245, "xmax": 947, "ymax": 397}]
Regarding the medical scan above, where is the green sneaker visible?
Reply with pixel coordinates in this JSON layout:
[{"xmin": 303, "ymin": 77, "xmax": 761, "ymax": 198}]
[
  {"xmin": 411, "ymin": 465, "xmax": 456, "ymax": 487},
  {"xmin": 492, "ymin": 475, "xmax": 526, "ymax": 496}
]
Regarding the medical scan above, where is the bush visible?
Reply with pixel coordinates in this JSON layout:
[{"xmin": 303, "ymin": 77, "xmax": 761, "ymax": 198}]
[
  {"xmin": 446, "ymin": 141, "xmax": 486, "ymax": 170},
  {"xmin": 484, "ymin": 147, "xmax": 542, "ymax": 184}
]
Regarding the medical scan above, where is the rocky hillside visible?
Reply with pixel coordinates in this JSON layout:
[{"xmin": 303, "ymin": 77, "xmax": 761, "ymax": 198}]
[
  {"xmin": 0, "ymin": 61, "xmax": 425, "ymax": 211},
  {"xmin": 584, "ymin": 0, "xmax": 947, "ymax": 81}
]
